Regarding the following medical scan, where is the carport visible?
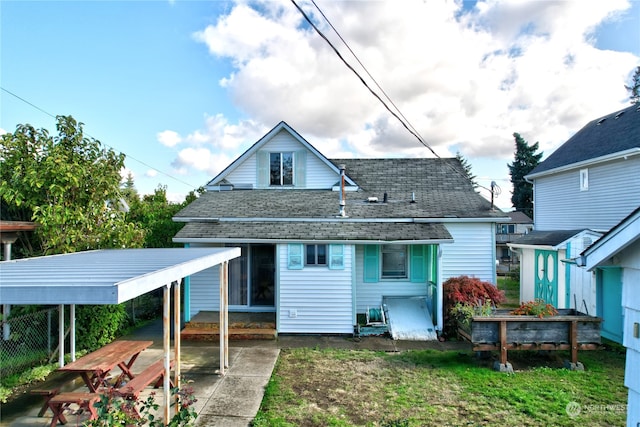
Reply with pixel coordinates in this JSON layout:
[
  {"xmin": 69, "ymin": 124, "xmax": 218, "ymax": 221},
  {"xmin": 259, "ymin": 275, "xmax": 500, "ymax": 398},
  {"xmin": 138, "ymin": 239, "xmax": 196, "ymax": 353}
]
[{"xmin": 0, "ymin": 247, "xmax": 240, "ymax": 424}]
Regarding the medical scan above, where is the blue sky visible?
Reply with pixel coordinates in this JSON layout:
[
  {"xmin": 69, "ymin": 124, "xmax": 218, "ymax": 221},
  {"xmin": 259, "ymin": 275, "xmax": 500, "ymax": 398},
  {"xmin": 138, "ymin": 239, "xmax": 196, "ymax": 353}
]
[{"xmin": 1, "ymin": 0, "xmax": 639, "ymax": 210}]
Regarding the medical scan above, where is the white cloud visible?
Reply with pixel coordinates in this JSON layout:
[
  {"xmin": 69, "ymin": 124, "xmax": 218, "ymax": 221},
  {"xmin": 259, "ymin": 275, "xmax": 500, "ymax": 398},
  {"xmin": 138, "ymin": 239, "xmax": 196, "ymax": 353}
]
[
  {"xmin": 157, "ymin": 130, "xmax": 182, "ymax": 147},
  {"xmin": 192, "ymin": 0, "xmax": 636, "ymax": 164},
  {"xmin": 0, "ymin": 128, "xmax": 6, "ymax": 136},
  {"xmin": 145, "ymin": 169, "xmax": 158, "ymax": 178}
]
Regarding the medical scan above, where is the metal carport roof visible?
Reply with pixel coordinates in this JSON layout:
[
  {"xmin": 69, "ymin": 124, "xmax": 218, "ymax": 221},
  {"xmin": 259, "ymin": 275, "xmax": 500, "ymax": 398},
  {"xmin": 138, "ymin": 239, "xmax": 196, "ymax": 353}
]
[
  {"xmin": 0, "ymin": 247, "xmax": 240, "ymax": 424},
  {"xmin": 0, "ymin": 247, "xmax": 239, "ymax": 304}
]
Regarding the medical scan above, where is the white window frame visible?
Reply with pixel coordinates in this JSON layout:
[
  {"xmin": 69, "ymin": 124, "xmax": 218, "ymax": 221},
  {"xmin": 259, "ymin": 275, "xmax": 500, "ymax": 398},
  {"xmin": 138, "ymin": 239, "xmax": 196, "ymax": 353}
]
[
  {"xmin": 380, "ymin": 244, "xmax": 408, "ymax": 279},
  {"xmin": 580, "ymin": 168, "xmax": 589, "ymax": 191},
  {"xmin": 305, "ymin": 244, "xmax": 327, "ymax": 266},
  {"xmin": 270, "ymin": 152, "xmax": 294, "ymax": 186}
]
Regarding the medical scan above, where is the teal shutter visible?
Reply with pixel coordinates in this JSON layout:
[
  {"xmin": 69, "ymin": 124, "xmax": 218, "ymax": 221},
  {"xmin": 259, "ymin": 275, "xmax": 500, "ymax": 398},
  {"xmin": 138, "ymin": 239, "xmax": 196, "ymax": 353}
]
[
  {"xmin": 257, "ymin": 150, "xmax": 269, "ymax": 187},
  {"xmin": 363, "ymin": 245, "xmax": 379, "ymax": 282},
  {"xmin": 410, "ymin": 245, "xmax": 426, "ymax": 283},
  {"xmin": 295, "ymin": 150, "xmax": 306, "ymax": 188},
  {"xmin": 288, "ymin": 243, "xmax": 304, "ymax": 270},
  {"xmin": 329, "ymin": 244, "xmax": 344, "ymax": 270}
]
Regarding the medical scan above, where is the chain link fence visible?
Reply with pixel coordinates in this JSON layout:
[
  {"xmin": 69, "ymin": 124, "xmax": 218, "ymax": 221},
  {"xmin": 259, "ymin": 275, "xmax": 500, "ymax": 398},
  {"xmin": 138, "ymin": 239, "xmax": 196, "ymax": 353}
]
[
  {"xmin": 0, "ymin": 307, "xmax": 60, "ymax": 378},
  {"xmin": 0, "ymin": 295, "xmax": 163, "ymax": 379}
]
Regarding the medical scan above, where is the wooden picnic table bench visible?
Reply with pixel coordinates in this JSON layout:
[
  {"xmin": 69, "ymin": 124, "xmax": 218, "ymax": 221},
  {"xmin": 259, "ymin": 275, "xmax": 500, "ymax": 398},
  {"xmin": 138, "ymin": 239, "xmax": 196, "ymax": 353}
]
[
  {"xmin": 57, "ymin": 340, "xmax": 153, "ymax": 392},
  {"xmin": 46, "ymin": 392, "xmax": 99, "ymax": 426},
  {"xmin": 117, "ymin": 358, "xmax": 175, "ymax": 417}
]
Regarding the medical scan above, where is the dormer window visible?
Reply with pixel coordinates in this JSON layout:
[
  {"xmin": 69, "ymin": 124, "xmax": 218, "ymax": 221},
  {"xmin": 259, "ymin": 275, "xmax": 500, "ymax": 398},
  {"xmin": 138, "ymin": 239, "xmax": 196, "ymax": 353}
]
[{"xmin": 270, "ymin": 152, "xmax": 293, "ymax": 186}]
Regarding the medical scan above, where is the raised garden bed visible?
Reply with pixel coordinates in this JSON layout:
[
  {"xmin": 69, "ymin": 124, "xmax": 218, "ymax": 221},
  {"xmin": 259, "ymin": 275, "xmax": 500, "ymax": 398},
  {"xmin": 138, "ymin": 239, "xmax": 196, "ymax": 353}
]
[{"xmin": 457, "ymin": 309, "xmax": 602, "ymax": 372}]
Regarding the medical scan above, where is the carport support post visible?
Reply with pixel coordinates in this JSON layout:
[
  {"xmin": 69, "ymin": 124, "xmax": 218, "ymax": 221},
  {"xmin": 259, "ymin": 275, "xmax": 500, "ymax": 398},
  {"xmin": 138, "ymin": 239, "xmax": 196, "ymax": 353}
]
[
  {"xmin": 173, "ymin": 280, "xmax": 181, "ymax": 394},
  {"xmin": 70, "ymin": 305, "xmax": 76, "ymax": 361},
  {"xmin": 219, "ymin": 261, "xmax": 229, "ymax": 375},
  {"xmin": 58, "ymin": 305, "xmax": 64, "ymax": 368},
  {"xmin": 163, "ymin": 283, "xmax": 171, "ymax": 425}
]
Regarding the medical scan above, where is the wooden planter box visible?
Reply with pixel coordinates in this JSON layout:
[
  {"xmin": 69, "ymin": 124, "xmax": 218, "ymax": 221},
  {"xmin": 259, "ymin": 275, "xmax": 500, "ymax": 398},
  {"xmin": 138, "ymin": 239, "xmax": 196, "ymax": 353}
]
[{"xmin": 457, "ymin": 309, "xmax": 602, "ymax": 371}]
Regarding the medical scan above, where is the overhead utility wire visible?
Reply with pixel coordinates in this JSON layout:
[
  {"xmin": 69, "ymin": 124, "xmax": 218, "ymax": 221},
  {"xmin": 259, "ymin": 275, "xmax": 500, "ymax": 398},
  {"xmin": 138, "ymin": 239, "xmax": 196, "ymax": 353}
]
[
  {"xmin": 1, "ymin": 86, "xmax": 198, "ymax": 190},
  {"xmin": 309, "ymin": 0, "xmax": 422, "ymax": 140},
  {"xmin": 290, "ymin": 0, "xmax": 437, "ymax": 158},
  {"xmin": 293, "ymin": 0, "xmax": 493, "ymax": 195}
]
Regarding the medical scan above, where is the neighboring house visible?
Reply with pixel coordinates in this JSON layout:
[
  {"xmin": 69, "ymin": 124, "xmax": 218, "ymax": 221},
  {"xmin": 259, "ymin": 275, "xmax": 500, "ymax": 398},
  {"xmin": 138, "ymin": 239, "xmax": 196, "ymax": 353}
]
[
  {"xmin": 495, "ymin": 211, "xmax": 532, "ymax": 274},
  {"xmin": 173, "ymin": 121, "xmax": 507, "ymax": 336},
  {"xmin": 580, "ymin": 206, "xmax": 640, "ymax": 427},
  {"xmin": 509, "ymin": 103, "xmax": 640, "ymax": 343}
]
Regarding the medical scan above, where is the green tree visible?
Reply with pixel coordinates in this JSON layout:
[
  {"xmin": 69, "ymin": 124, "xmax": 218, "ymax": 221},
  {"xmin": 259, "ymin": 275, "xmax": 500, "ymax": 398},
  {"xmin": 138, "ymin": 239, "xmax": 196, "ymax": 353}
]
[
  {"xmin": 120, "ymin": 172, "xmax": 139, "ymax": 206},
  {"xmin": 508, "ymin": 132, "xmax": 542, "ymax": 218},
  {"xmin": 625, "ymin": 66, "xmax": 640, "ymax": 105},
  {"xmin": 127, "ymin": 185, "xmax": 188, "ymax": 248},
  {"xmin": 455, "ymin": 151, "xmax": 478, "ymax": 189},
  {"xmin": 0, "ymin": 116, "xmax": 145, "ymax": 255}
]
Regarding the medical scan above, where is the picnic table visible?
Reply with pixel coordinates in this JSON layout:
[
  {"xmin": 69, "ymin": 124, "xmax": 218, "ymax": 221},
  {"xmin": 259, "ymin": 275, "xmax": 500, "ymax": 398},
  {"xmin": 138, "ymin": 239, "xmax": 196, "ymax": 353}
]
[{"xmin": 58, "ymin": 339, "xmax": 153, "ymax": 392}]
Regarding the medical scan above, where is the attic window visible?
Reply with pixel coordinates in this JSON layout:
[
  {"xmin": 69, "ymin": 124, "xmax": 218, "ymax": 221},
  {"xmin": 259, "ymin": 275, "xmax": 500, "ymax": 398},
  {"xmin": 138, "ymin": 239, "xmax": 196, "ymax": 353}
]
[
  {"xmin": 596, "ymin": 118, "xmax": 606, "ymax": 125},
  {"xmin": 270, "ymin": 152, "xmax": 293, "ymax": 186}
]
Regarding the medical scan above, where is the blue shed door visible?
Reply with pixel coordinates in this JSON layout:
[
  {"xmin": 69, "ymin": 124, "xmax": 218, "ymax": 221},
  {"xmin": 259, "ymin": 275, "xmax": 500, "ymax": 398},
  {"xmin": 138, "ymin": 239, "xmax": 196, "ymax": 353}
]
[
  {"xmin": 534, "ymin": 249, "xmax": 558, "ymax": 306},
  {"xmin": 597, "ymin": 267, "xmax": 623, "ymax": 343}
]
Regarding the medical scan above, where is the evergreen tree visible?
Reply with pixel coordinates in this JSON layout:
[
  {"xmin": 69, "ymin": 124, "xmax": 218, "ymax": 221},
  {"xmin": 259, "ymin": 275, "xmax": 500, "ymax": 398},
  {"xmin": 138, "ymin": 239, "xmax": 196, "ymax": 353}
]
[
  {"xmin": 508, "ymin": 132, "xmax": 542, "ymax": 217},
  {"xmin": 456, "ymin": 151, "xmax": 478, "ymax": 189},
  {"xmin": 625, "ymin": 66, "xmax": 640, "ymax": 105}
]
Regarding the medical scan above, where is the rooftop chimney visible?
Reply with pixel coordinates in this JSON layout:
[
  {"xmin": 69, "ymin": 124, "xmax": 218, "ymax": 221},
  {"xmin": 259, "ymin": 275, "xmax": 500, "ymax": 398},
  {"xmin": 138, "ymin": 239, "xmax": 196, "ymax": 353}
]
[{"xmin": 339, "ymin": 164, "xmax": 346, "ymax": 217}]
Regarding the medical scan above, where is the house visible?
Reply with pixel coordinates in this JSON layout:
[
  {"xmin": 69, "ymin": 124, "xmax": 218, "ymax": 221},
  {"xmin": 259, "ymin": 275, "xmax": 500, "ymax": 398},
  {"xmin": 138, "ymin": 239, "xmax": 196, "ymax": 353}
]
[
  {"xmin": 509, "ymin": 103, "xmax": 640, "ymax": 343},
  {"xmin": 495, "ymin": 211, "xmax": 532, "ymax": 274},
  {"xmin": 173, "ymin": 121, "xmax": 508, "ymax": 336},
  {"xmin": 580, "ymin": 206, "xmax": 640, "ymax": 427}
]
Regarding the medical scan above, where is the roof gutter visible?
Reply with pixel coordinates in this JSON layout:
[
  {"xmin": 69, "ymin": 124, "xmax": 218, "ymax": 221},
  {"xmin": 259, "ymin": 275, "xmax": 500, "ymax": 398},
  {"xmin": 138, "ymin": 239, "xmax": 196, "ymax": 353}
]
[
  {"xmin": 174, "ymin": 216, "xmax": 508, "ymax": 223},
  {"xmin": 173, "ymin": 237, "xmax": 455, "ymax": 245}
]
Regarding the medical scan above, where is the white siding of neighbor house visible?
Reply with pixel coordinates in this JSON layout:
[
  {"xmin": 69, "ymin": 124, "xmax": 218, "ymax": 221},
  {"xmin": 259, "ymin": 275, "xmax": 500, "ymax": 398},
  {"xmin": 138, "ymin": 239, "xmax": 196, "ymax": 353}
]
[
  {"xmin": 440, "ymin": 222, "xmax": 496, "ymax": 284},
  {"xmin": 226, "ymin": 129, "xmax": 340, "ymax": 189},
  {"xmin": 619, "ymin": 240, "xmax": 640, "ymax": 427},
  {"xmin": 354, "ymin": 245, "xmax": 433, "ymax": 313},
  {"xmin": 533, "ymin": 157, "xmax": 640, "ymax": 232},
  {"xmin": 278, "ymin": 244, "xmax": 354, "ymax": 334}
]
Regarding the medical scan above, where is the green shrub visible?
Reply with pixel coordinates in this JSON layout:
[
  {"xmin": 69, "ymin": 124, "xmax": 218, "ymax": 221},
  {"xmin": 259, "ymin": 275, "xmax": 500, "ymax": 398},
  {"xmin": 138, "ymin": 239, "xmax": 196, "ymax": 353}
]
[{"xmin": 76, "ymin": 305, "xmax": 128, "ymax": 352}]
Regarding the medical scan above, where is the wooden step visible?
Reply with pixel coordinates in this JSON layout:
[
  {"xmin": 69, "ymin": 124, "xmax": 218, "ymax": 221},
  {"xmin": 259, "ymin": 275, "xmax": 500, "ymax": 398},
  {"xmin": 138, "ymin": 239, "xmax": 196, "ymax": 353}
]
[{"xmin": 181, "ymin": 327, "xmax": 277, "ymax": 341}]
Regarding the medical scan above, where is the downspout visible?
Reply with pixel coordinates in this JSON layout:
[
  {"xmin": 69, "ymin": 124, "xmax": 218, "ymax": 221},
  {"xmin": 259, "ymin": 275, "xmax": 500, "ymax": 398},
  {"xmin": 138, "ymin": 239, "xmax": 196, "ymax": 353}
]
[{"xmin": 183, "ymin": 243, "xmax": 191, "ymax": 322}]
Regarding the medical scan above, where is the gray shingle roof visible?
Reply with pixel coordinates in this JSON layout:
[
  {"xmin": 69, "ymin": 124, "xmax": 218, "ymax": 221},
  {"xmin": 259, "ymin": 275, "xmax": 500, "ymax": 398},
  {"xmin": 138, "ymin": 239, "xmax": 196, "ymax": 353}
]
[
  {"xmin": 174, "ymin": 221, "xmax": 452, "ymax": 242},
  {"xmin": 528, "ymin": 104, "xmax": 640, "ymax": 176},
  {"xmin": 509, "ymin": 229, "xmax": 586, "ymax": 246},
  {"xmin": 176, "ymin": 158, "xmax": 505, "ymax": 220}
]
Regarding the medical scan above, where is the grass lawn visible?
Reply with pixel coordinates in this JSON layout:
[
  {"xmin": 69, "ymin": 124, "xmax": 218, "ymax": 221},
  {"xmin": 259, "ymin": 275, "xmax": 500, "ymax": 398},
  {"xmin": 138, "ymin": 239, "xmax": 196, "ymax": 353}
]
[
  {"xmin": 497, "ymin": 275, "xmax": 520, "ymax": 309},
  {"xmin": 253, "ymin": 346, "xmax": 626, "ymax": 427}
]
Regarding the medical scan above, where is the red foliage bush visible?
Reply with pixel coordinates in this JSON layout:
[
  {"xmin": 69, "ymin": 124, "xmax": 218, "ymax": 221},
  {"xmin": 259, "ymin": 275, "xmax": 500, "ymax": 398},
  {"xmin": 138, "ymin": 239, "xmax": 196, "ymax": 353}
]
[{"xmin": 442, "ymin": 275, "xmax": 505, "ymax": 338}]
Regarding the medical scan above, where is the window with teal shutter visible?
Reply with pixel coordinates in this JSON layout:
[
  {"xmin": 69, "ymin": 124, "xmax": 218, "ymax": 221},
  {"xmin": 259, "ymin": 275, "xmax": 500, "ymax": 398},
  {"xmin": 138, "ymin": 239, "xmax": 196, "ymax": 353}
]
[
  {"xmin": 363, "ymin": 245, "xmax": 379, "ymax": 282},
  {"xmin": 329, "ymin": 244, "xmax": 344, "ymax": 270},
  {"xmin": 256, "ymin": 151, "xmax": 269, "ymax": 187},
  {"xmin": 288, "ymin": 243, "xmax": 303, "ymax": 270},
  {"xmin": 410, "ymin": 245, "xmax": 426, "ymax": 283}
]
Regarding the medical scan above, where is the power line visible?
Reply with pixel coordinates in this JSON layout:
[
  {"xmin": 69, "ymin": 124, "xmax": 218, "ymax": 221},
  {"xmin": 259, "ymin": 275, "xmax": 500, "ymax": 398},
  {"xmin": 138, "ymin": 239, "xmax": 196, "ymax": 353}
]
[
  {"xmin": 291, "ymin": 0, "xmax": 495, "ymax": 196},
  {"xmin": 1, "ymin": 86, "xmax": 199, "ymax": 191}
]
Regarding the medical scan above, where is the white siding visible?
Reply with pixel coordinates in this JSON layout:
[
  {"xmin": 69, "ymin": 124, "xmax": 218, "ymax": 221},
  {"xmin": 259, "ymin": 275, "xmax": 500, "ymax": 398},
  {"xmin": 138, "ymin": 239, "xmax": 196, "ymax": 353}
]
[
  {"xmin": 441, "ymin": 223, "xmax": 496, "ymax": 283},
  {"xmin": 519, "ymin": 248, "xmax": 536, "ymax": 303},
  {"xmin": 189, "ymin": 265, "xmax": 221, "ymax": 318},
  {"xmin": 353, "ymin": 245, "xmax": 433, "ymax": 313},
  {"xmin": 534, "ymin": 157, "xmax": 640, "ymax": 231},
  {"xmin": 278, "ymin": 244, "xmax": 354, "ymax": 334},
  {"xmin": 226, "ymin": 129, "xmax": 339, "ymax": 189}
]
